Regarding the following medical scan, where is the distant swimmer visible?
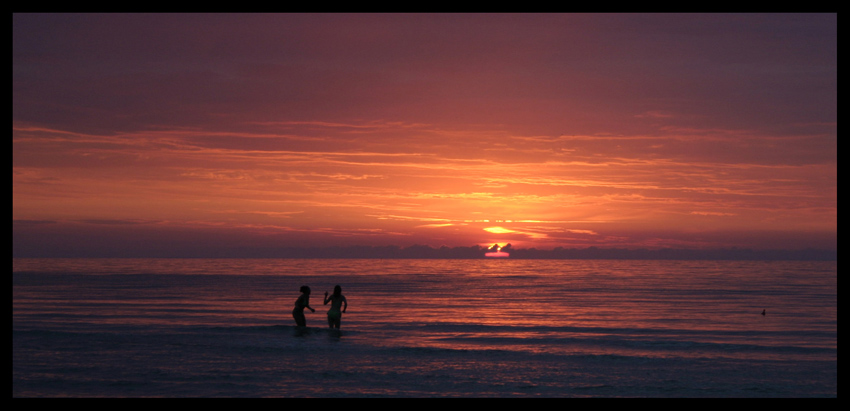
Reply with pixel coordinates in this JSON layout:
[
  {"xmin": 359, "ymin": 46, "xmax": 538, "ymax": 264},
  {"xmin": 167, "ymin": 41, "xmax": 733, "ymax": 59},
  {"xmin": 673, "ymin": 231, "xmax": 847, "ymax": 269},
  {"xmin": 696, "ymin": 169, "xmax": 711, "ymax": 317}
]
[
  {"xmin": 324, "ymin": 285, "xmax": 348, "ymax": 329},
  {"xmin": 293, "ymin": 285, "xmax": 315, "ymax": 327}
]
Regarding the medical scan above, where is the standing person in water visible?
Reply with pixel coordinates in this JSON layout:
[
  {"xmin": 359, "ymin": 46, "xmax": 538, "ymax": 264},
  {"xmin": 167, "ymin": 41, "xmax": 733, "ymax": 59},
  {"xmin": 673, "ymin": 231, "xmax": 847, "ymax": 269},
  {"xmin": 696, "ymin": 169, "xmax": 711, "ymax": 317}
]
[
  {"xmin": 292, "ymin": 285, "xmax": 315, "ymax": 327},
  {"xmin": 324, "ymin": 285, "xmax": 348, "ymax": 329}
]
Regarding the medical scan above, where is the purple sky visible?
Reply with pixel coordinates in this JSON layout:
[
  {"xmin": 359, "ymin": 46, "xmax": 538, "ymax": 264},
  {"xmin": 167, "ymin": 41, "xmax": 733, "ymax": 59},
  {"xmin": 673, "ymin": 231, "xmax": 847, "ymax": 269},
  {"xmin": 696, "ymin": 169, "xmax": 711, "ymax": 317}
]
[{"xmin": 13, "ymin": 13, "xmax": 837, "ymax": 257}]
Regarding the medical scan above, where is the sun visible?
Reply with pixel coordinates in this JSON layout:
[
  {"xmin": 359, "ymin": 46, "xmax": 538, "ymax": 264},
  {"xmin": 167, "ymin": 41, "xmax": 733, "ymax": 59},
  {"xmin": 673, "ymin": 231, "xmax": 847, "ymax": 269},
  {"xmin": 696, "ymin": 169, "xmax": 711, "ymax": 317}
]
[{"xmin": 484, "ymin": 243, "xmax": 510, "ymax": 258}]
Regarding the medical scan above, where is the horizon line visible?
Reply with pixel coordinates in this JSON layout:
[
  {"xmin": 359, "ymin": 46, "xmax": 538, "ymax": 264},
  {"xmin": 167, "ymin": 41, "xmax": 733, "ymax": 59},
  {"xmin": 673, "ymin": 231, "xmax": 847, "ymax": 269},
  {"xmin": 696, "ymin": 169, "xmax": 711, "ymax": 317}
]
[{"xmin": 13, "ymin": 244, "xmax": 837, "ymax": 261}]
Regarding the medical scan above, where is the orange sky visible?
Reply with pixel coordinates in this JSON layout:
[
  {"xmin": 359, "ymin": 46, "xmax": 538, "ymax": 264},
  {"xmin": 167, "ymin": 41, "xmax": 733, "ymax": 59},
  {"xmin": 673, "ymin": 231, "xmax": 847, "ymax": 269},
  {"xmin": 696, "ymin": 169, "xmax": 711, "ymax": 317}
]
[{"xmin": 13, "ymin": 14, "xmax": 837, "ymax": 257}]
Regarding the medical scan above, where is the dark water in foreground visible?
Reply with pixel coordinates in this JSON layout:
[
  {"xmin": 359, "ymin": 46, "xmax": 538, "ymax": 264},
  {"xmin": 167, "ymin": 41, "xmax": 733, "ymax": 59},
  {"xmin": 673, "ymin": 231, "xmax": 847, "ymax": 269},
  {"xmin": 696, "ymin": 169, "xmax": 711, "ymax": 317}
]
[{"xmin": 13, "ymin": 258, "xmax": 837, "ymax": 397}]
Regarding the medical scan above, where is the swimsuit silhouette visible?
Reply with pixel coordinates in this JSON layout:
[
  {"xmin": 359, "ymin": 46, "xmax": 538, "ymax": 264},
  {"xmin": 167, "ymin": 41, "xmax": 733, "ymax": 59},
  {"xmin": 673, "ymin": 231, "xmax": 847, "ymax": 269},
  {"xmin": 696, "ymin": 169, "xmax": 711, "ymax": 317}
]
[
  {"xmin": 292, "ymin": 285, "xmax": 315, "ymax": 326},
  {"xmin": 324, "ymin": 285, "xmax": 348, "ymax": 329}
]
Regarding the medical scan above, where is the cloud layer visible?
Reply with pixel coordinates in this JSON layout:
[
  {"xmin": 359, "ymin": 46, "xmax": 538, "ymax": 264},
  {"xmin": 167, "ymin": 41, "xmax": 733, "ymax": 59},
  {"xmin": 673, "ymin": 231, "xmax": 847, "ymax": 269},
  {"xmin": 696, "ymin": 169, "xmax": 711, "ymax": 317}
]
[{"xmin": 13, "ymin": 14, "xmax": 836, "ymax": 256}]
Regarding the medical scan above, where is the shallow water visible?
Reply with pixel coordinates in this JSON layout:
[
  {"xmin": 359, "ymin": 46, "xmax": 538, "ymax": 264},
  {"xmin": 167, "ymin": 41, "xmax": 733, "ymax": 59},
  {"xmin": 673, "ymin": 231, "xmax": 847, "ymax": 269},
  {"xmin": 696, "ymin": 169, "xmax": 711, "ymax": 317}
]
[{"xmin": 13, "ymin": 258, "xmax": 837, "ymax": 397}]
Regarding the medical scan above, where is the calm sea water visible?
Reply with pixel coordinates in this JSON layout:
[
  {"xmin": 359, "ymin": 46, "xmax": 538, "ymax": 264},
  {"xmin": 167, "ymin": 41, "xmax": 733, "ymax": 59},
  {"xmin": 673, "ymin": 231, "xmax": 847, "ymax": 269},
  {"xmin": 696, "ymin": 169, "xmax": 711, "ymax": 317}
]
[{"xmin": 12, "ymin": 258, "xmax": 837, "ymax": 397}]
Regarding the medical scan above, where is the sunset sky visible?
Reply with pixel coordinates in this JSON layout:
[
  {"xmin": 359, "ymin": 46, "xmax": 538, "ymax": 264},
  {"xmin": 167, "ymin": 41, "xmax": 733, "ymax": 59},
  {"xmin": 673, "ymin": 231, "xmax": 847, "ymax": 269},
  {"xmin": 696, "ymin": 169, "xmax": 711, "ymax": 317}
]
[{"xmin": 13, "ymin": 13, "xmax": 837, "ymax": 257}]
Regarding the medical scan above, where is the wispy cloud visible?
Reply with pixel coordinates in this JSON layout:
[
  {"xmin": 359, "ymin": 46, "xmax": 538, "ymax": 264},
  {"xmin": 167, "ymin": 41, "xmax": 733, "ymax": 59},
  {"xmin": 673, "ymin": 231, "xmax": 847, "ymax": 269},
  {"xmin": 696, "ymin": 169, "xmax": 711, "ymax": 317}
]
[{"xmin": 13, "ymin": 14, "xmax": 836, "ymax": 255}]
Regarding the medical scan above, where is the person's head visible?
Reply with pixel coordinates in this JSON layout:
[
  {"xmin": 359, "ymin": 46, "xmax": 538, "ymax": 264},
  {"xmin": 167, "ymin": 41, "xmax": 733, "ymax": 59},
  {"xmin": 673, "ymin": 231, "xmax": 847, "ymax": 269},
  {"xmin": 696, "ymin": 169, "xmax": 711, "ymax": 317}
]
[
  {"xmin": 333, "ymin": 285, "xmax": 342, "ymax": 296},
  {"xmin": 300, "ymin": 285, "xmax": 311, "ymax": 295}
]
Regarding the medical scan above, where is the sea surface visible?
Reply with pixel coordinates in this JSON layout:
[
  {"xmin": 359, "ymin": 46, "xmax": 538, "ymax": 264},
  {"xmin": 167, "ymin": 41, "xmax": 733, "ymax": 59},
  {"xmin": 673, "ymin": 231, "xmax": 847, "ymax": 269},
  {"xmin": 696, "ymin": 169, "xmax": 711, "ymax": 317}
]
[{"xmin": 12, "ymin": 258, "xmax": 837, "ymax": 397}]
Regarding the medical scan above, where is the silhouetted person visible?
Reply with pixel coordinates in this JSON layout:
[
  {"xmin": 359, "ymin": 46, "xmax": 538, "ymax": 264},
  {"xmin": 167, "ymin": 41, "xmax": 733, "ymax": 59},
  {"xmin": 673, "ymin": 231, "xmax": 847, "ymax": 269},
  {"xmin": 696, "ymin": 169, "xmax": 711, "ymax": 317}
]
[
  {"xmin": 323, "ymin": 285, "xmax": 348, "ymax": 329},
  {"xmin": 762, "ymin": 309, "xmax": 766, "ymax": 316},
  {"xmin": 293, "ymin": 285, "xmax": 315, "ymax": 327}
]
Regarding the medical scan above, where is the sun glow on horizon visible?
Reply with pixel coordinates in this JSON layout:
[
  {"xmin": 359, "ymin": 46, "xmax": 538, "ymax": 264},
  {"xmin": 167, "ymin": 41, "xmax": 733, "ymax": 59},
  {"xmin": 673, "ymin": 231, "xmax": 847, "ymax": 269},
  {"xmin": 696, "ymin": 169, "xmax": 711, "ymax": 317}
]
[
  {"xmin": 484, "ymin": 243, "xmax": 510, "ymax": 258},
  {"xmin": 483, "ymin": 227, "xmax": 515, "ymax": 234}
]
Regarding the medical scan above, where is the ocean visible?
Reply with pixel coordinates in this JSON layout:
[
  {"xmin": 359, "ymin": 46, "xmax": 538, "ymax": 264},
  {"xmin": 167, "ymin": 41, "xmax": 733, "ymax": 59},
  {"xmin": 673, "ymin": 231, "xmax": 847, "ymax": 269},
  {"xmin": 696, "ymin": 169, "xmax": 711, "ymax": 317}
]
[{"xmin": 12, "ymin": 258, "xmax": 837, "ymax": 397}]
